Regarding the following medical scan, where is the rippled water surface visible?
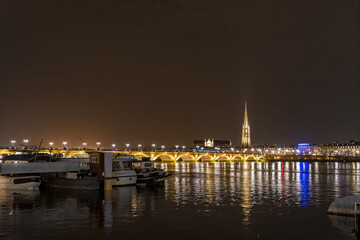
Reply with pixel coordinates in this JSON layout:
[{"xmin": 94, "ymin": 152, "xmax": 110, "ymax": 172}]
[{"xmin": 0, "ymin": 162, "xmax": 359, "ymax": 239}]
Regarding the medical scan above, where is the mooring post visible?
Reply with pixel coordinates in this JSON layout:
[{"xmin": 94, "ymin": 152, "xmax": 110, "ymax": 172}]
[
  {"xmin": 104, "ymin": 152, "xmax": 113, "ymax": 191},
  {"xmin": 354, "ymin": 203, "xmax": 360, "ymax": 237}
]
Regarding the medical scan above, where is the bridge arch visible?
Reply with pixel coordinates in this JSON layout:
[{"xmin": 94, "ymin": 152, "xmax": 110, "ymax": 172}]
[
  {"xmin": 177, "ymin": 154, "xmax": 195, "ymax": 162},
  {"xmin": 245, "ymin": 155, "xmax": 257, "ymax": 161},
  {"xmin": 198, "ymin": 154, "xmax": 214, "ymax": 162},
  {"xmin": 231, "ymin": 155, "xmax": 245, "ymax": 161},
  {"xmin": 215, "ymin": 154, "xmax": 230, "ymax": 162},
  {"xmin": 153, "ymin": 153, "xmax": 175, "ymax": 162}
]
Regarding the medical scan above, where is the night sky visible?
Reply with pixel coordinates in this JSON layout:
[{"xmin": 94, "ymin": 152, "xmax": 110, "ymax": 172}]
[{"xmin": 0, "ymin": 0, "xmax": 359, "ymax": 148}]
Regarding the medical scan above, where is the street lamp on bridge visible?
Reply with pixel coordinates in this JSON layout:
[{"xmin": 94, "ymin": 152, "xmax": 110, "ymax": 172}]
[
  {"xmin": 10, "ymin": 140, "xmax": 16, "ymax": 148},
  {"xmin": 126, "ymin": 143, "xmax": 130, "ymax": 151},
  {"xmin": 63, "ymin": 141, "xmax": 67, "ymax": 150},
  {"xmin": 138, "ymin": 144, "xmax": 142, "ymax": 151},
  {"xmin": 175, "ymin": 145, "xmax": 179, "ymax": 152},
  {"xmin": 152, "ymin": 144, "xmax": 156, "ymax": 151},
  {"xmin": 161, "ymin": 145, "xmax": 165, "ymax": 151},
  {"xmin": 112, "ymin": 144, "xmax": 116, "ymax": 150},
  {"xmin": 96, "ymin": 141, "xmax": 101, "ymax": 150}
]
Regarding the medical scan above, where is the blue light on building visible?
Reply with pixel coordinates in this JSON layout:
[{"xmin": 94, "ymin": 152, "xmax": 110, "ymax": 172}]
[{"xmin": 298, "ymin": 143, "xmax": 310, "ymax": 155}]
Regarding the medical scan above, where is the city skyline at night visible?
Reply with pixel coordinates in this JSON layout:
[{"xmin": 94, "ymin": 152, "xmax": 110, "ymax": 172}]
[
  {"xmin": 0, "ymin": 1, "xmax": 359, "ymax": 239},
  {"xmin": 0, "ymin": 1, "xmax": 358, "ymax": 147}
]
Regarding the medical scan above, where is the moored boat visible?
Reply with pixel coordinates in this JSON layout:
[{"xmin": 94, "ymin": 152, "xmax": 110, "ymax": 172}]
[
  {"xmin": 132, "ymin": 160, "xmax": 172, "ymax": 185},
  {"xmin": 0, "ymin": 154, "xmax": 43, "ymax": 190},
  {"xmin": 111, "ymin": 154, "xmax": 137, "ymax": 187},
  {"xmin": 0, "ymin": 175, "xmax": 41, "ymax": 190}
]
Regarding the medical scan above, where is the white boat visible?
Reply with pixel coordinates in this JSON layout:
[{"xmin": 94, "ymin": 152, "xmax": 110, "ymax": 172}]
[
  {"xmin": 111, "ymin": 155, "xmax": 137, "ymax": 187},
  {"xmin": 0, "ymin": 175, "xmax": 41, "ymax": 190}
]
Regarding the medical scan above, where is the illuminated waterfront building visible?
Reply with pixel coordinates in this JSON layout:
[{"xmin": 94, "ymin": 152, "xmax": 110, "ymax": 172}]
[
  {"xmin": 297, "ymin": 143, "xmax": 311, "ymax": 155},
  {"xmin": 205, "ymin": 139, "xmax": 214, "ymax": 147},
  {"xmin": 241, "ymin": 101, "xmax": 251, "ymax": 147},
  {"xmin": 313, "ymin": 140, "xmax": 360, "ymax": 157},
  {"xmin": 193, "ymin": 139, "xmax": 232, "ymax": 148}
]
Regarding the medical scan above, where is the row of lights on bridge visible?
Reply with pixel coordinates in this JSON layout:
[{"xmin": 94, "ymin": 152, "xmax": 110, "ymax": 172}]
[
  {"xmin": 9, "ymin": 139, "xmax": 187, "ymax": 150},
  {"xmin": 9, "ymin": 139, "xmax": 268, "ymax": 152}
]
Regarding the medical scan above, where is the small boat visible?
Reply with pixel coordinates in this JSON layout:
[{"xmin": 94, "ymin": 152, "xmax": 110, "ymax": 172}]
[
  {"xmin": 327, "ymin": 195, "xmax": 360, "ymax": 216},
  {"xmin": 1, "ymin": 153, "xmax": 98, "ymax": 190},
  {"xmin": 0, "ymin": 175, "xmax": 41, "ymax": 190},
  {"xmin": 0, "ymin": 154, "xmax": 42, "ymax": 190},
  {"xmin": 111, "ymin": 155, "xmax": 137, "ymax": 187},
  {"xmin": 132, "ymin": 160, "xmax": 172, "ymax": 185}
]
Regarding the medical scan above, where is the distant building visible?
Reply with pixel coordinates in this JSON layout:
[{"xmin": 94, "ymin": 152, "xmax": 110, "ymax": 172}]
[
  {"xmin": 193, "ymin": 139, "xmax": 232, "ymax": 148},
  {"xmin": 314, "ymin": 140, "xmax": 360, "ymax": 157},
  {"xmin": 297, "ymin": 143, "xmax": 310, "ymax": 155},
  {"xmin": 241, "ymin": 101, "xmax": 251, "ymax": 147}
]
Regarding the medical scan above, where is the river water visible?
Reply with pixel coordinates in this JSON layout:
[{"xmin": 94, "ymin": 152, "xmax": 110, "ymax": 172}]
[{"xmin": 0, "ymin": 162, "xmax": 359, "ymax": 239}]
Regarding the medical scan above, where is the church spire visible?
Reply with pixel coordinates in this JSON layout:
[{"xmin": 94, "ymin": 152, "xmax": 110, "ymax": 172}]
[
  {"xmin": 241, "ymin": 101, "xmax": 251, "ymax": 147},
  {"xmin": 244, "ymin": 101, "xmax": 249, "ymax": 127}
]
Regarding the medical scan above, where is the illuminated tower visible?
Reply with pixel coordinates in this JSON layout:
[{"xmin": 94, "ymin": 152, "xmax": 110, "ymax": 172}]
[{"xmin": 241, "ymin": 101, "xmax": 251, "ymax": 147}]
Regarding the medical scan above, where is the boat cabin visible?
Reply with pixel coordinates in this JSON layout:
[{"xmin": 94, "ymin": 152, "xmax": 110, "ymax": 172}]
[
  {"xmin": 132, "ymin": 161, "xmax": 155, "ymax": 169},
  {"xmin": 112, "ymin": 160, "xmax": 133, "ymax": 172},
  {"xmin": 2, "ymin": 154, "xmax": 52, "ymax": 163}
]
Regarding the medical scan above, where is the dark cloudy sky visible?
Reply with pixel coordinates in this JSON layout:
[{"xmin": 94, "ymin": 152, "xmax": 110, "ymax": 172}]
[{"xmin": 0, "ymin": 0, "xmax": 359, "ymax": 148}]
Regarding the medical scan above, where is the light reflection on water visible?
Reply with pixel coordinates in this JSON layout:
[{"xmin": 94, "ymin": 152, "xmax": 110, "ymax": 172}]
[
  {"xmin": 0, "ymin": 162, "xmax": 358, "ymax": 239},
  {"xmin": 165, "ymin": 161, "xmax": 360, "ymax": 208}
]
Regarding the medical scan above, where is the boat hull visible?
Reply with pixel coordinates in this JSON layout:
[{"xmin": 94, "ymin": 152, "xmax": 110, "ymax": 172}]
[
  {"xmin": 44, "ymin": 177, "xmax": 102, "ymax": 190},
  {"xmin": 0, "ymin": 176, "xmax": 41, "ymax": 190},
  {"xmin": 111, "ymin": 173, "xmax": 137, "ymax": 187},
  {"xmin": 136, "ymin": 173, "xmax": 173, "ymax": 185},
  {"xmin": 154, "ymin": 173, "xmax": 173, "ymax": 183}
]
